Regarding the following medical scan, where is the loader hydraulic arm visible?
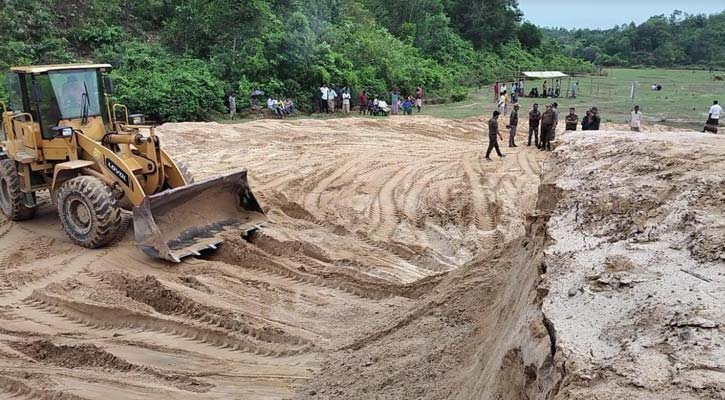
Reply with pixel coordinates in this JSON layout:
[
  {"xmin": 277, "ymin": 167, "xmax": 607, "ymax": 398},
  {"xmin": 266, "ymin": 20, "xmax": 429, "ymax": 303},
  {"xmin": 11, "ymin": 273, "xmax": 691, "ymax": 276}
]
[{"xmin": 76, "ymin": 132, "xmax": 147, "ymax": 206}]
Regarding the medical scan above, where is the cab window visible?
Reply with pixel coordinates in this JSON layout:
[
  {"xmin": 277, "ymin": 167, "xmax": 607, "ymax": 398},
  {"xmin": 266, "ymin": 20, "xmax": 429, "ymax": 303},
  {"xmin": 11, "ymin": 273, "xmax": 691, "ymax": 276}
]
[{"xmin": 5, "ymin": 73, "xmax": 24, "ymax": 112}]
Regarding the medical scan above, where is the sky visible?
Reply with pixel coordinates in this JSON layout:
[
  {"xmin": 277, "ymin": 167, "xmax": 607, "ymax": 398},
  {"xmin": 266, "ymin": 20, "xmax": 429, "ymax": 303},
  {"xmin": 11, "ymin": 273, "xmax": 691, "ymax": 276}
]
[{"xmin": 517, "ymin": 0, "xmax": 725, "ymax": 30}]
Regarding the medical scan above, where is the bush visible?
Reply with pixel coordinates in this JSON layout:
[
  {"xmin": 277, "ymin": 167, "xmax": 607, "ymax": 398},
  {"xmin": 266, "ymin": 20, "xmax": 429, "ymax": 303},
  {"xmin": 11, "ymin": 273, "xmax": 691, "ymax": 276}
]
[{"xmin": 108, "ymin": 43, "xmax": 225, "ymax": 122}]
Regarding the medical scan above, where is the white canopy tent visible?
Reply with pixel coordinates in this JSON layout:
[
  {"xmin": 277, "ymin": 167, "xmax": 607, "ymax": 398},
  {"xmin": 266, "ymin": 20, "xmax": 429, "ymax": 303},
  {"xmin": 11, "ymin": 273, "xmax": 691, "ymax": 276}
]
[{"xmin": 521, "ymin": 71, "xmax": 569, "ymax": 79}]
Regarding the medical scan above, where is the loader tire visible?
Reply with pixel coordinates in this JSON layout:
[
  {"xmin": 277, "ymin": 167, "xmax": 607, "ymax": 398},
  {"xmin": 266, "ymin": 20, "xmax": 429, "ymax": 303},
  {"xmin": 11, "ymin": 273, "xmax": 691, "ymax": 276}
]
[
  {"xmin": 57, "ymin": 176, "xmax": 122, "ymax": 249},
  {"xmin": 178, "ymin": 161, "xmax": 195, "ymax": 184},
  {"xmin": 0, "ymin": 159, "xmax": 36, "ymax": 221}
]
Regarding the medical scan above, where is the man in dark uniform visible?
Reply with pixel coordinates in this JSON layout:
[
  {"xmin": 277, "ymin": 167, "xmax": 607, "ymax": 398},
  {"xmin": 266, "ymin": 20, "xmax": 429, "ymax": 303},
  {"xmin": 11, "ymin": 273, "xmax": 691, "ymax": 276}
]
[
  {"xmin": 539, "ymin": 104, "xmax": 555, "ymax": 151},
  {"xmin": 508, "ymin": 104, "xmax": 519, "ymax": 147},
  {"xmin": 565, "ymin": 107, "xmax": 578, "ymax": 131},
  {"xmin": 528, "ymin": 103, "xmax": 541, "ymax": 147},
  {"xmin": 485, "ymin": 111, "xmax": 505, "ymax": 161},
  {"xmin": 590, "ymin": 107, "xmax": 601, "ymax": 130}
]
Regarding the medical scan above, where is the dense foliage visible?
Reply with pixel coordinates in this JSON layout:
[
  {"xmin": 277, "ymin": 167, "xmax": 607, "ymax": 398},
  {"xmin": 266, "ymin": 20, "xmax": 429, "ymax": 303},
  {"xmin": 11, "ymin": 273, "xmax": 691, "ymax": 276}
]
[
  {"xmin": 543, "ymin": 11, "xmax": 725, "ymax": 68},
  {"xmin": 0, "ymin": 0, "xmax": 592, "ymax": 120}
]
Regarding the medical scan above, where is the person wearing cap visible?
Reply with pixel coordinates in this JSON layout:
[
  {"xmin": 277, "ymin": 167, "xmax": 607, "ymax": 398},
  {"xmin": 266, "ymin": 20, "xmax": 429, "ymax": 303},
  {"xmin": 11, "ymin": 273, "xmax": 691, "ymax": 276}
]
[{"xmin": 508, "ymin": 103, "xmax": 520, "ymax": 147}]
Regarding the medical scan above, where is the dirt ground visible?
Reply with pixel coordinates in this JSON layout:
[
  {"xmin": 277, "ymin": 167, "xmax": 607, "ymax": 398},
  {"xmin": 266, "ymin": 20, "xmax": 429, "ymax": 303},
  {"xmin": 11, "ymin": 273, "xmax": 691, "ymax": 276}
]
[
  {"xmin": 0, "ymin": 116, "xmax": 720, "ymax": 399},
  {"xmin": 0, "ymin": 116, "xmax": 544, "ymax": 399}
]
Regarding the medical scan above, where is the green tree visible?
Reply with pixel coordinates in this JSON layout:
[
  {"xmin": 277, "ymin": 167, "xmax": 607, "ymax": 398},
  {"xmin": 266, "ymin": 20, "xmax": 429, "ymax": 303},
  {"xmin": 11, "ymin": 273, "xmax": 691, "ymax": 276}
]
[{"xmin": 517, "ymin": 22, "xmax": 542, "ymax": 50}]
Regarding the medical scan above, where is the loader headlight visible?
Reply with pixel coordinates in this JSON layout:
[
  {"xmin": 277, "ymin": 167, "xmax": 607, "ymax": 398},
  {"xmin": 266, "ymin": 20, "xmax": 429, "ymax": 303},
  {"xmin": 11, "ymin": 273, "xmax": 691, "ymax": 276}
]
[
  {"xmin": 129, "ymin": 114, "xmax": 145, "ymax": 125},
  {"xmin": 52, "ymin": 126, "xmax": 73, "ymax": 138}
]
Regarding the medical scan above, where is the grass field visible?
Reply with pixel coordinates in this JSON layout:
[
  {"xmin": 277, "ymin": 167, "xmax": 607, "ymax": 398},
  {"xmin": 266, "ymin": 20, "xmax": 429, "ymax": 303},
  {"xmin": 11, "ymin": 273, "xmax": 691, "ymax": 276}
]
[
  {"xmin": 219, "ymin": 68, "xmax": 725, "ymax": 131},
  {"xmin": 422, "ymin": 68, "xmax": 725, "ymax": 130}
]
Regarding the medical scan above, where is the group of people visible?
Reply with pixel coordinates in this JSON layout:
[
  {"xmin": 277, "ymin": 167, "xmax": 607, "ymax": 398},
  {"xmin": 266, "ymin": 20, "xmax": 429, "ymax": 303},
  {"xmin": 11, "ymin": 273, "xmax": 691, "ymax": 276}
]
[
  {"xmin": 318, "ymin": 85, "xmax": 350, "ymax": 113},
  {"xmin": 319, "ymin": 85, "xmax": 424, "ymax": 116},
  {"xmin": 485, "ymin": 102, "xmax": 603, "ymax": 161},
  {"xmin": 267, "ymin": 97, "xmax": 295, "ymax": 118}
]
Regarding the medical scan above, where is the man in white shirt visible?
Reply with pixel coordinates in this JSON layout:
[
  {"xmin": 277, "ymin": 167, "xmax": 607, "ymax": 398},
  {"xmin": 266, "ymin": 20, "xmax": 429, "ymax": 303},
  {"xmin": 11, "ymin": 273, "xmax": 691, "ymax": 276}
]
[
  {"xmin": 342, "ymin": 90, "xmax": 351, "ymax": 114},
  {"xmin": 630, "ymin": 105, "xmax": 642, "ymax": 132},
  {"xmin": 705, "ymin": 100, "xmax": 721, "ymax": 133},
  {"xmin": 320, "ymin": 85, "xmax": 329, "ymax": 113}
]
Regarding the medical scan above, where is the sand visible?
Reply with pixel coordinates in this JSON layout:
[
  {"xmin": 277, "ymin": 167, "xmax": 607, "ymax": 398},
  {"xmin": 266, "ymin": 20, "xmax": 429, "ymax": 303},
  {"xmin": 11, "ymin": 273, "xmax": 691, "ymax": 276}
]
[
  {"xmin": 0, "ymin": 115, "xmax": 720, "ymax": 399},
  {"xmin": 0, "ymin": 116, "xmax": 543, "ymax": 399}
]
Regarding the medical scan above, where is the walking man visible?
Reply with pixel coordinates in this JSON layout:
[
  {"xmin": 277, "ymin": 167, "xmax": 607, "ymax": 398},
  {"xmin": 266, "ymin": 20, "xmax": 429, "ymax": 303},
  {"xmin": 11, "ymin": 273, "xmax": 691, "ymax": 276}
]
[
  {"xmin": 570, "ymin": 82, "xmax": 578, "ymax": 99},
  {"xmin": 486, "ymin": 111, "xmax": 506, "ymax": 161},
  {"xmin": 494, "ymin": 81, "xmax": 500, "ymax": 102},
  {"xmin": 228, "ymin": 92, "xmax": 237, "ymax": 120},
  {"xmin": 528, "ymin": 103, "xmax": 541, "ymax": 147},
  {"xmin": 565, "ymin": 107, "xmax": 578, "ymax": 131},
  {"xmin": 508, "ymin": 104, "xmax": 520, "ymax": 147},
  {"xmin": 539, "ymin": 104, "xmax": 555, "ymax": 151},
  {"xmin": 630, "ymin": 105, "xmax": 642, "ymax": 132}
]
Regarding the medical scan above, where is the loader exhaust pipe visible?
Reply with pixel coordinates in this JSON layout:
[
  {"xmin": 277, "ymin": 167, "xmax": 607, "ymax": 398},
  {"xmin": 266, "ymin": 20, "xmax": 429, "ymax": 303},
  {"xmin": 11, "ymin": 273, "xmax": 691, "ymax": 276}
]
[{"xmin": 133, "ymin": 169, "xmax": 266, "ymax": 262}]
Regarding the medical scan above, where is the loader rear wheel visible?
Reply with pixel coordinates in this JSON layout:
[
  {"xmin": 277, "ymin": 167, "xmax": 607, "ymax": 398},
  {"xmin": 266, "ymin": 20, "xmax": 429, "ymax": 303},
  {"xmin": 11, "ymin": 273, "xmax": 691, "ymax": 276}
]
[
  {"xmin": 0, "ymin": 159, "xmax": 36, "ymax": 221},
  {"xmin": 57, "ymin": 176, "xmax": 122, "ymax": 249}
]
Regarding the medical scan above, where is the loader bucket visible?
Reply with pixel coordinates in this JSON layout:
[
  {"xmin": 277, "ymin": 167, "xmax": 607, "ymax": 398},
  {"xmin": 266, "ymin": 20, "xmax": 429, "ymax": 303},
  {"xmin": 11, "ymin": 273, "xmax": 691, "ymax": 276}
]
[{"xmin": 133, "ymin": 169, "xmax": 266, "ymax": 263}]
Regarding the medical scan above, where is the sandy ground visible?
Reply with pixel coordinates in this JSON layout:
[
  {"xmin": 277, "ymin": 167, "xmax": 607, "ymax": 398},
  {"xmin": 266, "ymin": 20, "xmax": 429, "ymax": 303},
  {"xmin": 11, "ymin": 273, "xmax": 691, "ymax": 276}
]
[
  {"xmin": 0, "ymin": 115, "xmax": 718, "ymax": 399},
  {"xmin": 0, "ymin": 116, "xmax": 544, "ymax": 399},
  {"xmin": 543, "ymin": 130, "xmax": 725, "ymax": 399}
]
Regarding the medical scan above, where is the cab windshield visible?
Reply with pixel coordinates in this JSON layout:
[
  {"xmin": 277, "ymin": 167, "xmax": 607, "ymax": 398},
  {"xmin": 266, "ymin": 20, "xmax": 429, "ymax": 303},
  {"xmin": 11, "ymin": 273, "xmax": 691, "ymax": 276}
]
[{"xmin": 48, "ymin": 70, "xmax": 102, "ymax": 119}]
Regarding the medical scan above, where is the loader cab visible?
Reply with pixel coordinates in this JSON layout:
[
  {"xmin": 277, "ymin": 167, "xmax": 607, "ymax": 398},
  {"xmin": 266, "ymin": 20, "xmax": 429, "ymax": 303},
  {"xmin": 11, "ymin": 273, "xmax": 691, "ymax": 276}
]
[{"xmin": 6, "ymin": 64, "xmax": 113, "ymax": 142}]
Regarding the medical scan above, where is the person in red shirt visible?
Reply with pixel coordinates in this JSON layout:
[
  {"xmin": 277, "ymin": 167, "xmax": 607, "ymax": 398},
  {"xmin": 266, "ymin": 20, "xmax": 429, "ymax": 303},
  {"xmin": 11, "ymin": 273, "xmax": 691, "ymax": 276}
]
[{"xmin": 359, "ymin": 90, "xmax": 368, "ymax": 115}]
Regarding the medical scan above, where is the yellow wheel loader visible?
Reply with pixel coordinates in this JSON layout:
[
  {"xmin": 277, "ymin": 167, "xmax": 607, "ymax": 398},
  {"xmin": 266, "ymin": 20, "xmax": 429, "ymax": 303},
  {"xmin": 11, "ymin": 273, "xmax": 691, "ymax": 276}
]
[{"xmin": 0, "ymin": 64, "xmax": 266, "ymax": 262}]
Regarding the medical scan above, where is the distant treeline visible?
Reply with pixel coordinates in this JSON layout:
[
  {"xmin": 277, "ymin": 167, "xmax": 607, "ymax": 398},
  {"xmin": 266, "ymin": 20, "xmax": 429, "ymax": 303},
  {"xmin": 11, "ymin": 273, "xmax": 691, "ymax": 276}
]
[
  {"xmin": 543, "ymin": 10, "xmax": 725, "ymax": 69},
  {"xmin": 0, "ymin": 0, "xmax": 592, "ymax": 121}
]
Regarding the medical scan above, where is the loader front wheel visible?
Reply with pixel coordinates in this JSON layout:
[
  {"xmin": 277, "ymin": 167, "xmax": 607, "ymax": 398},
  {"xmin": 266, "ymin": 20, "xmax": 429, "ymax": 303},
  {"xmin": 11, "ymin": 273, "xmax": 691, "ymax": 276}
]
[
  {"xmin": 57, "ymin": 176, "xmax": 122, "ymax": 249},
  {"xmin": 0, "ymin": 159, "xmax": 36, "ymax": 221}
]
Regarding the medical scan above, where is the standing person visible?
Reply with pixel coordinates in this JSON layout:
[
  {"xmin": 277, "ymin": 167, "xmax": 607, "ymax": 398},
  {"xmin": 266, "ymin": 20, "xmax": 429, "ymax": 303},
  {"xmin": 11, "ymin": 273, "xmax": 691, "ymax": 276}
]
[
  {"xmin": 581, "ymin": 109, "xmax": 593, "ymax": 130},
  {"xmin": 494, "ymin": 81, "xmax": 500, "ymax": 102},
  {"xmin": 528, "ymin": 103, "xmax": 541, "ymax": 147},
  {"xmin": 542, "ymin": 80, "xmax": 547, "ymax": 97},
  {"xmin": 519, "ymin": 79, "xmax": 525, "ymax": 97},
  {"xmin": 359, "ymin": 90, "xmax": 368, "ymax": 115},
  {"xmin": 705, "ymin": 100, "xmax": 722, "ymax": 132},
  {"xmin": 590, "ymin": 107, "xmax": 601, "ymax": 130},
  {"xmin": 552, "ymin": 102, "xmax": 560, "ymax": 140},
  {"xmin": 415, "ymin": 86, "xmax": 425, "ymax": 112},
  {"xmin": 320, "ymin": 84, "xmax": 329, "ymax": 113},
  {"xmin": 497, "ymin": 91, "xmax": 506, "ymax": 116},
  {"xmin": 565, "ymin": 107, "xmax": 578, "ymax": 131},
  {"xmin": 328, "ymin": 87, "xmax": 337, "ymax": 113},
  {"xmin": 570, "ymin": 82, "xmax": 578, "ymax": 99},
  {"xmin": 504, "ymin": 90, "xmax": 510, "ymax": 115},
  {"xmin": 508, "ymin": 104, "xmax": 520, "ymax": 147},
  {"xmin": 391, "ymin": 89, "xmax": 400, "ymax": 115},
  {"xmin": 539, "ymin": 104, "xmax": 555, "ymax": 151},
  {"xmin": 342, "ymin": 89, "xmax": 351, "ymax": 114},
  {"xmin": 555, "ymin": 79, "xmax": 561, "ymax": 97},
  {"xmin": 630, "ymin": 105, "xmax": 642, "ymax": 132},
  {"xmin": 501, "ymin": 82, "xmax": 508, "ymax": 95},
  {"xmin": 485, "ymin": 111, "xmax": 506, "ymax": 161},
  {"xmin": 402, "ymin": 96, "xmax": 413, "ymax": 115},
  {"xmin": 228, "ymin": 92, "xmax": 237, "ymax": 120}
]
